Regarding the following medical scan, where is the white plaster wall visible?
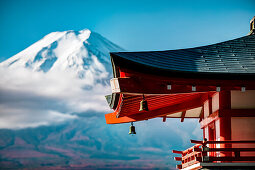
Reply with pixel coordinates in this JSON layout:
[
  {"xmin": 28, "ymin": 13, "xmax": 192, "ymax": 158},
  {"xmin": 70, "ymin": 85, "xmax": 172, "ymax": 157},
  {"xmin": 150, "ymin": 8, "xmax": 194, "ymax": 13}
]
[
  {"xmin": 231, "ymin": 90, "xmax": 255, "ymax": 109},
  {"xmin": 231, "ymin": 117, "xmax": 255, "ymax": 156},
  {"xmin": 204, "ymin": 100, "xmax": 209, "ymax": 118},
  {"xmin": 212, "ymin": 92, "xmax": 219, "ymax": 113}
]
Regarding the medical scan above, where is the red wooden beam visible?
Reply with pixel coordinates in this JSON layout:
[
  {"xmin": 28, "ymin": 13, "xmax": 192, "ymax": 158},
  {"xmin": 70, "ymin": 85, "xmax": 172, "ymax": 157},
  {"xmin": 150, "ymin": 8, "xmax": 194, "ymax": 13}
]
[
  {"xmin": 191, "ymin": 139, "xmax": 255, "ymax": 144},
  {"xmin": 194, "ymin": 147, "xmax": 255, "ymax": 152},
  {"xmin": 230, "ymin": 109, "xmax": 255, "ymax": 117},
  {"xmin": 111, "ymin": 77, "xmax": 255, "ymax": 95},
  {"xmin": 174, "ymin": 157, "xmax": 182, "ymax": 161},
  {"xmin": 193, "ymin": 148, "xmax": 202, "ymax": 152},
  {"xmin": 172, "ymin": 150, "xmax": 183, "ymax": 154},
  {"xmin": 176, "ymin": 165, "xmax": 182, "ymax": 169},
  {"xmin": 181, "ymin": 111, "xmax": 186, "ymax": 122},
  {"xmin": 219, "ymin": 91, "xmax": 232, "ymax": 156},
  {"xmin": 206, "ymin": 140, "xmax": 255, "ymax": 144},
  {"xmin": 200, "ymin": 110, "xmax": 219, "ymax": 129},
  {"xmin": 105, "ymin": 94, "xmax": 208, "ymax": 124},
  {"xmin": 162, "ymin": 116, "xmax": 166, "ymax": 122},
  {"xmin": 196, "ymin": 156, "xmax": 255, "ymax": 162},
  {"xmin": 190, "ymin": 139, "xmax": 204, "ymax": 144}
]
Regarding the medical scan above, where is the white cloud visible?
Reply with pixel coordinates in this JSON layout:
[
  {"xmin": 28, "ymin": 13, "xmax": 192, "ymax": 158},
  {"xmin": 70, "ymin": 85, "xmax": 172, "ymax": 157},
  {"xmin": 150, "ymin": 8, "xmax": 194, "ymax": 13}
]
[
  {"xmin": 0, "ymin": 105, "xmax": 77, "ymax": 129},
  {"xmin": 0, "ymin": 66, "xmax": 111, "ymax": 129}
]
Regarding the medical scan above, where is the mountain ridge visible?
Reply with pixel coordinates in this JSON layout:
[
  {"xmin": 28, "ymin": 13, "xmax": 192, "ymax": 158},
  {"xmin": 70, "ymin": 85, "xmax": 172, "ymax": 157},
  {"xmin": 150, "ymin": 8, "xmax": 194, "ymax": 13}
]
[
  {"xmin": 0, "ymin": 29, "xmax": 124, "ymax": 130},
  {"xmin": 0, "ymin": 29, "xmax": 124, "ymax": 84}
]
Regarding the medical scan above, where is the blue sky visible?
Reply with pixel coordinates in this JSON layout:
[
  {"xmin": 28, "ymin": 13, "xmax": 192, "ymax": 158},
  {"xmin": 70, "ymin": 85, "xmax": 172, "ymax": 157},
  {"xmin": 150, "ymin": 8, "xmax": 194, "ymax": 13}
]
[
  {"xmin": 0, "ymin": 1, "xmax": 255, "ymax": 168},
  {"xmin": 0, "ymin": 0, "xmax": 254, "ymax": 62}
]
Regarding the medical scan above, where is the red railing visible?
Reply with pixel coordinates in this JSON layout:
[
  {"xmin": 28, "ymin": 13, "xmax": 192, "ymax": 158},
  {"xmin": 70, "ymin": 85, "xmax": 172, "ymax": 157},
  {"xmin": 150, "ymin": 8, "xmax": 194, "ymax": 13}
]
[{"xmin": 172, "ymin": 139, "xmax": 255, "ymax": 169}]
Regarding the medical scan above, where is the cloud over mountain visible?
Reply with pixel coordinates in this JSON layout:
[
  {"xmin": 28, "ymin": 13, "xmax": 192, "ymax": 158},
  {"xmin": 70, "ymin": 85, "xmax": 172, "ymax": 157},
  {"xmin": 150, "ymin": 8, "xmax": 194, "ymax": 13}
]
[{"xmin": 0, "ymin": 29, "xmax": 124, "ymax": 129}]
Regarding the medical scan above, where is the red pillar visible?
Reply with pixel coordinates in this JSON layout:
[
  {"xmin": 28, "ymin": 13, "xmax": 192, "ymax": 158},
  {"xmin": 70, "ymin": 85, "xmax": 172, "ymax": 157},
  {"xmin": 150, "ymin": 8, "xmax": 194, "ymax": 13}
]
[{"xmin": 219, "ymin": 90, "xmax": 232, "ymax": 157}]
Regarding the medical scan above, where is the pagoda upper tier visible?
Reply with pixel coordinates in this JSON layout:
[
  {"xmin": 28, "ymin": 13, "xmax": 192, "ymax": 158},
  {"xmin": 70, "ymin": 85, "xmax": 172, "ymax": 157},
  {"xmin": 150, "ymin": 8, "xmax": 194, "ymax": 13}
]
[
  {"xmin": 111, "ymin": 34, "xmax": 255, "ymax": 78},
  {"xmin": 105, "ymin": 34, "xmax": 255, "ymax": 124}
]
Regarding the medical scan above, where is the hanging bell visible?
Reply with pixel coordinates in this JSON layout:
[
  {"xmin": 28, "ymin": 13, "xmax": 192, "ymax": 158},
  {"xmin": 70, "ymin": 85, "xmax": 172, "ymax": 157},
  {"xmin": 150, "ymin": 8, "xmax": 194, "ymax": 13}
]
[
  {"xmin": 139, "ymin": 99, "xmax": 149, "ymax": 111},
  {"xmin": 129, "ymin": 122, "xmax": 136, "ymax": 135}
]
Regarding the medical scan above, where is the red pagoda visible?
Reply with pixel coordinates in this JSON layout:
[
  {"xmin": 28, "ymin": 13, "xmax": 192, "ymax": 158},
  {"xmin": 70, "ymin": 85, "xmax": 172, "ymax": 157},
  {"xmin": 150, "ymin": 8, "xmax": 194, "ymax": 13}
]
[{"xmin": 105, "ymin": 17, "xmax": 255, "ymax": 169}]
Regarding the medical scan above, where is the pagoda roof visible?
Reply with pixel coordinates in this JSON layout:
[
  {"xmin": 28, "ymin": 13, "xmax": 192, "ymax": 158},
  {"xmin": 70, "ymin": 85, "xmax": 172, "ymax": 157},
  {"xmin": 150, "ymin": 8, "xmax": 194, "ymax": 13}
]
[
  {"xmin": 105, "ymin": 34, "xmax": 255, "ymax": 124},
  {"xmin": 111, "ymin": 34, "xmax": 255, "ymax": 80}
]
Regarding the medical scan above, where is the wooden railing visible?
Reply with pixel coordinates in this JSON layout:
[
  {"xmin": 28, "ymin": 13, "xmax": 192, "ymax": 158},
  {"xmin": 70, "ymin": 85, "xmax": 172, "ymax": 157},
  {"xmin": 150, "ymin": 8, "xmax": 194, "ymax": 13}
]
[{"xmin": 172, "ymin": 139, "xmax": 255, "ymax": 169}]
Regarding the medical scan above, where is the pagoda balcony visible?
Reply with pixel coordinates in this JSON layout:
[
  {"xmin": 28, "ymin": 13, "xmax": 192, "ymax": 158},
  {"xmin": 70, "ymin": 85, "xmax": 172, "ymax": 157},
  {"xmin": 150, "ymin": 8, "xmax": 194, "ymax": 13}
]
[{"xmin": 173, "ymin": 139, "xmax": 255, "ymax": 169}]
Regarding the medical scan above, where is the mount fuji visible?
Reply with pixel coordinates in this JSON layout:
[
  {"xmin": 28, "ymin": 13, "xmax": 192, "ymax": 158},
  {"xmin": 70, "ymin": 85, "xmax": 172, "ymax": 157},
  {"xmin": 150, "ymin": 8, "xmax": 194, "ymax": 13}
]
[
  {"xmin": 0, "ymin": 29, "xmax": 126, "ymax": 129},
  {"xmin": 0, "ymin": 29, "xmax": 201, "ymax": 169},
  {"xmin": 1, "ymin": 29, "xmax": 123, "ymax": 86}
]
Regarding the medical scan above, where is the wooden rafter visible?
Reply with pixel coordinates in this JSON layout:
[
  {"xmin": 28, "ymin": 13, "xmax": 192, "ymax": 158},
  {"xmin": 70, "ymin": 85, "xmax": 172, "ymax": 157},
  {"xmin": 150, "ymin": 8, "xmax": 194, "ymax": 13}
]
[
  {"xmin": 105, "ymin": 93, "xmax": 208, "ymax": 124},
  {"xmin": 163, "ymin": 116, "xmax": 166, "ymax": 122},
  {"xmin": 181, "ymin": 111, "xmax": 186, "ymax": 122}
]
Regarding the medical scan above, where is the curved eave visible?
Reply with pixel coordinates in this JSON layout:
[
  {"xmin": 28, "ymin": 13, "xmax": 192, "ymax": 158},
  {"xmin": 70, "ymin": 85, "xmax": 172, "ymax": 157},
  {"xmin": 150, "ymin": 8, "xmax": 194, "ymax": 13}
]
[{"xmin": 105, "ymin": 92, "xmax": 209, "ymax": 124}]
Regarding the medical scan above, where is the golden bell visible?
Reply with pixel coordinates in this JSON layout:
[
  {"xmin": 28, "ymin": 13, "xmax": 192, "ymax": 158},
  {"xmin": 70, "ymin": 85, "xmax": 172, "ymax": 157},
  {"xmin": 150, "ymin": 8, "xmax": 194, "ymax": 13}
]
[
  {"xmin": 129, "ymin": 124, "xmax": 136, "ymax": 135},
  {"xmin": 139, "ymin": 99, "xmax": 148, "ymax": 111}
]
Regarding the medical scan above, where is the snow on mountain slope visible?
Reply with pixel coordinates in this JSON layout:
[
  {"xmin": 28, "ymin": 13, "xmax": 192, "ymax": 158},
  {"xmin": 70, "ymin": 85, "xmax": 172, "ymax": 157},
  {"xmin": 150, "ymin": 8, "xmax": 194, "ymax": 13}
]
[
  {"xmin": 0, "ymin": 29, "xmax": 124, "ymax": 129},
  {"xmin": 1, "ymin": 29, "xmax": 123, "ymax": 85}
]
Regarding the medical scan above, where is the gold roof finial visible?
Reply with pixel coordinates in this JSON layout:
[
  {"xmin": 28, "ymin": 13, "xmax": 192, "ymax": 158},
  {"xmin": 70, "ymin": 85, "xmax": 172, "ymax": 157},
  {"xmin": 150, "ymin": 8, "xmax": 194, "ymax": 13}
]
[{"xmin": 248, "ymin": 16, "xmax": 255, "ymax": 35}]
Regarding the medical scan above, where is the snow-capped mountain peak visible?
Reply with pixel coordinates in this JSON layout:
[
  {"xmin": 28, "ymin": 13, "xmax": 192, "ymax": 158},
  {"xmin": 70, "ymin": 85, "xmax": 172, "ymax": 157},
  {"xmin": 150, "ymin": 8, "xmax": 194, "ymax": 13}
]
[{"xmin": 0, "ymin": 29, "xmax": 124, "ymax": 85}]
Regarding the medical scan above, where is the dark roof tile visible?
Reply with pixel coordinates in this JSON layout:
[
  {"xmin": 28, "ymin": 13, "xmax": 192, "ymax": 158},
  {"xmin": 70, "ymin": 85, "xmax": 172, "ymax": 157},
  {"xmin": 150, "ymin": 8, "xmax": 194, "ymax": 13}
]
[{"xmin": 111, "ymin": 34, "xmax": 255, "ymax": 74}]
